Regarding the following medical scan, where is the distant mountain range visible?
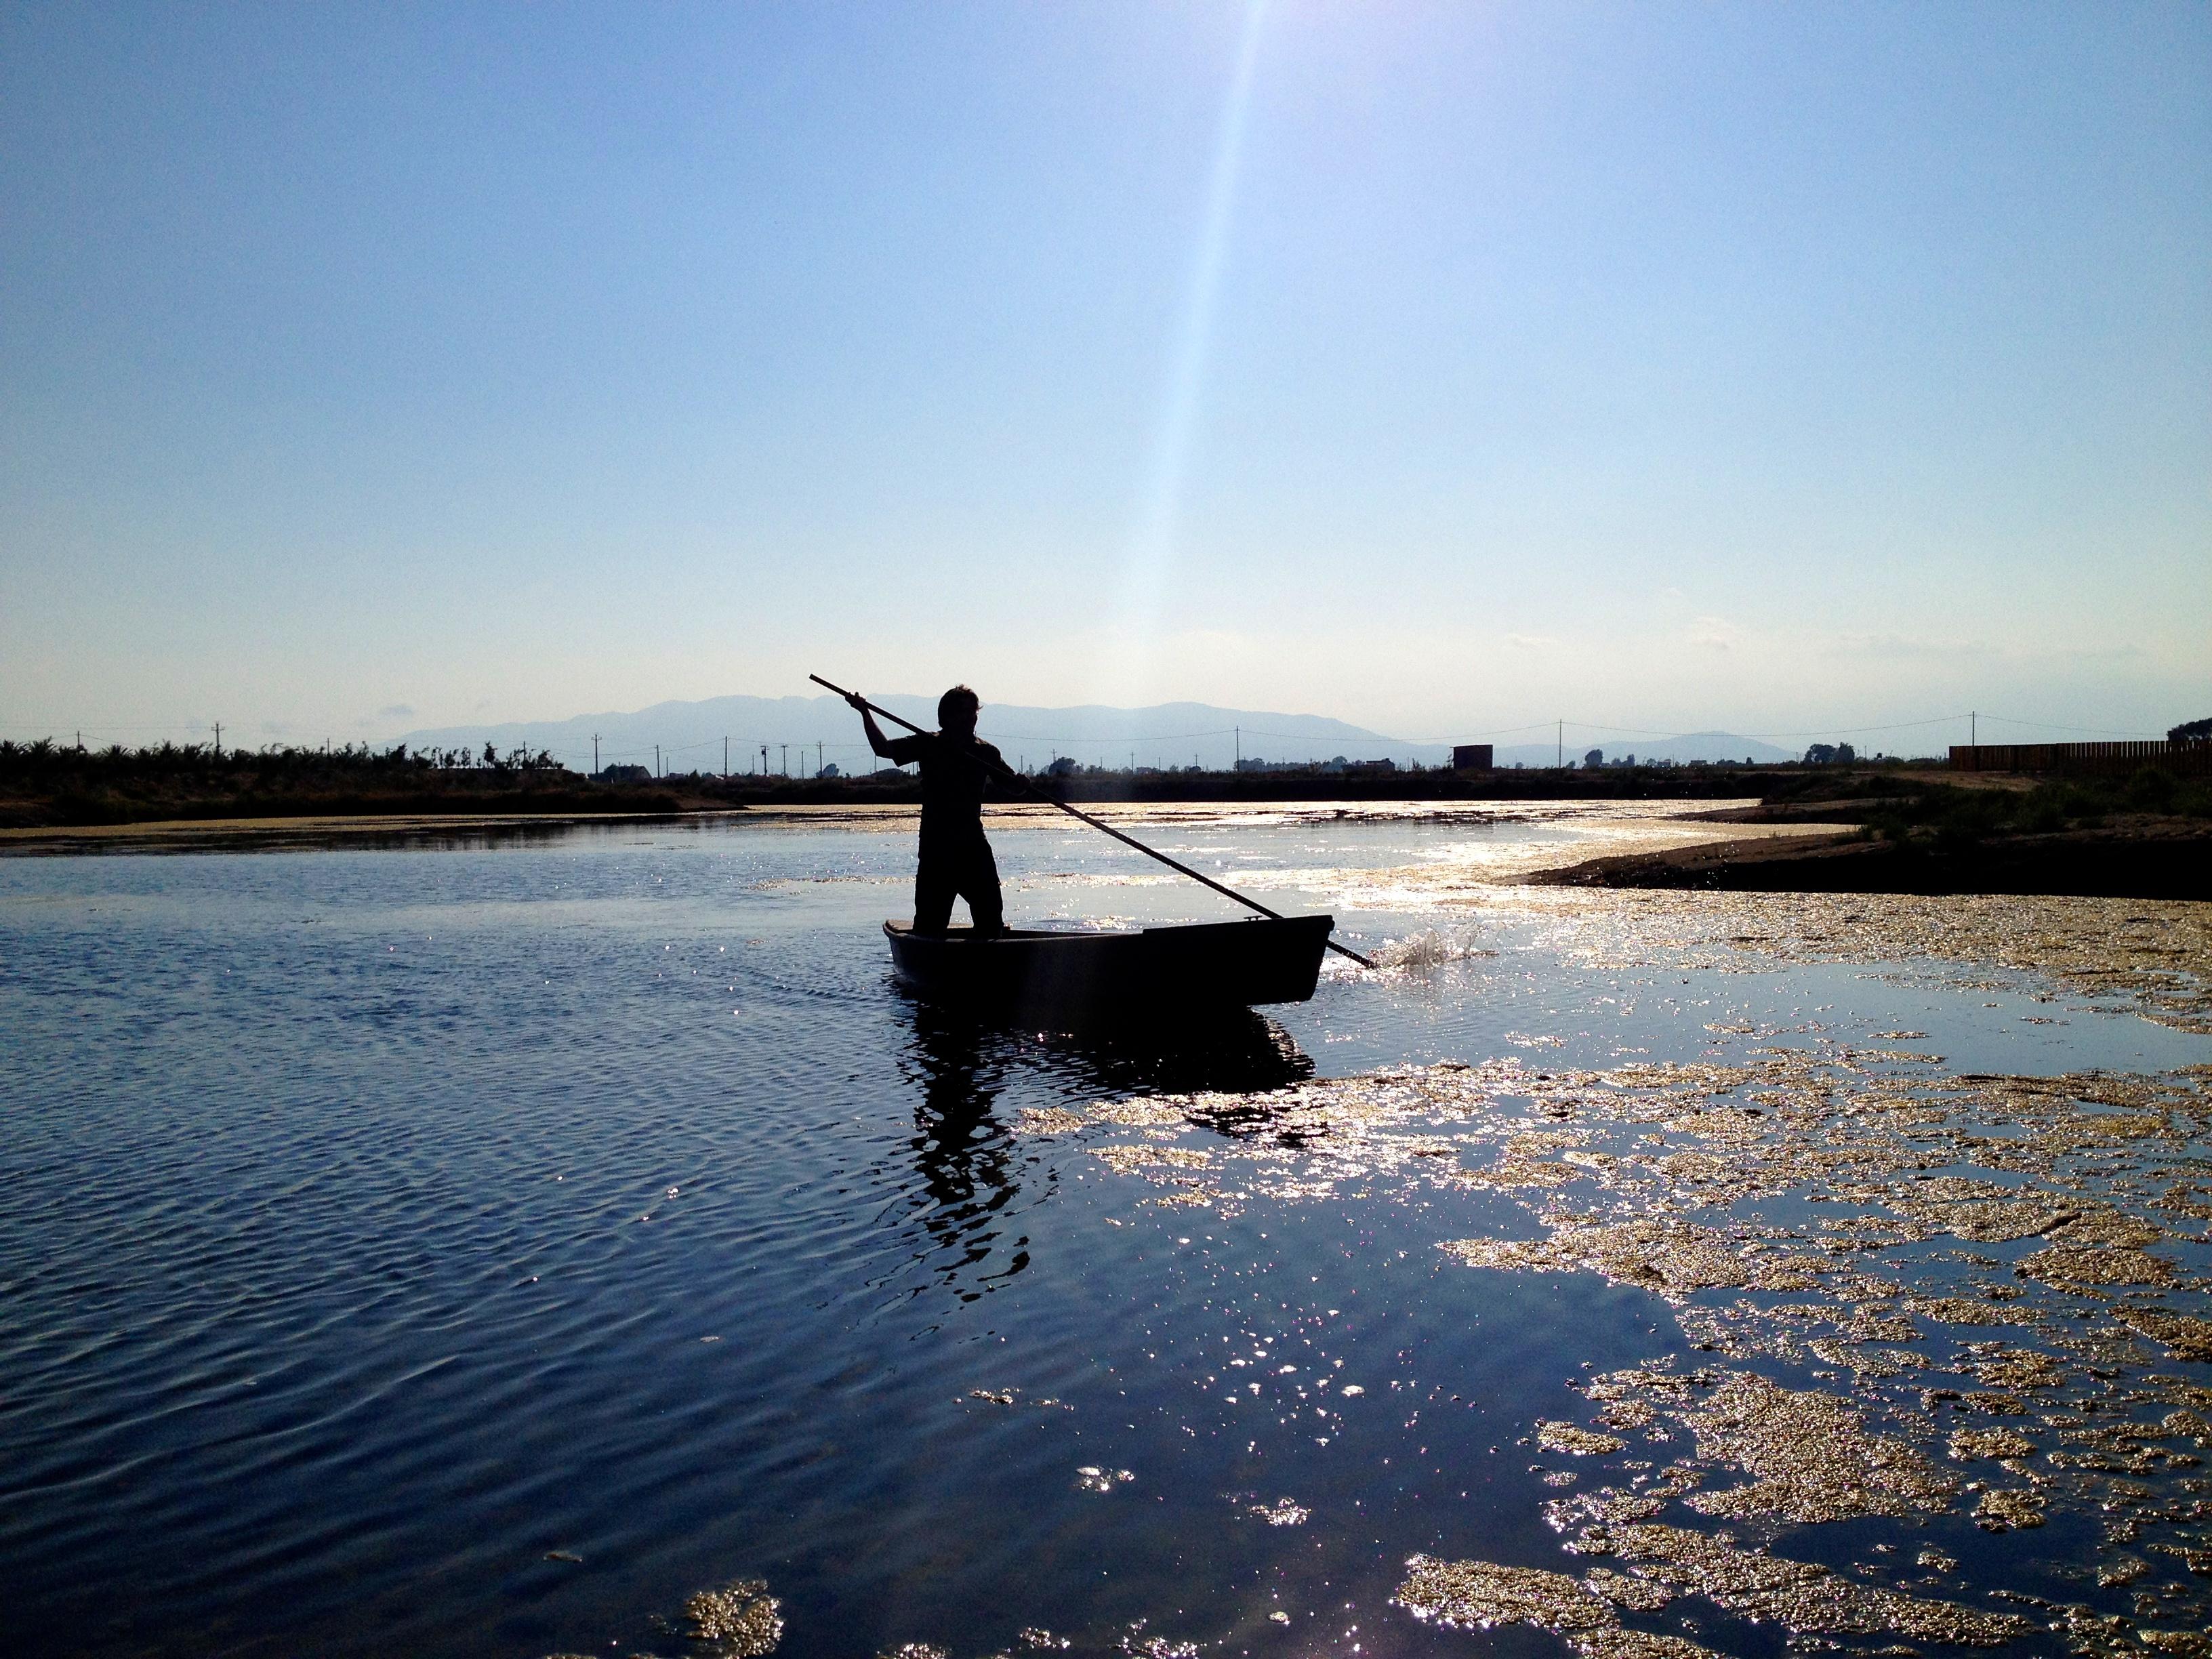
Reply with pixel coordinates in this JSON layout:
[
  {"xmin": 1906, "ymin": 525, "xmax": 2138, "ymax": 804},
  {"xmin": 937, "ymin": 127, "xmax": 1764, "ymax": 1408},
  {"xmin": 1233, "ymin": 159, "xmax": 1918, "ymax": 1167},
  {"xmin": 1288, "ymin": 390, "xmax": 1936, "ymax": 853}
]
[{"xmin": 401, "ymin": 695, "xmax": 1806, "ymax": 775}]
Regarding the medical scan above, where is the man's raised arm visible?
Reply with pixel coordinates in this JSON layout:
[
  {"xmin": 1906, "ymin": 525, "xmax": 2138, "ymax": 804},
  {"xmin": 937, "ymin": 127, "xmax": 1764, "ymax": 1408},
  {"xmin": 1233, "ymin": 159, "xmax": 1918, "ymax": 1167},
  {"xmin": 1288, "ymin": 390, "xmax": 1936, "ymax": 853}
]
[{"xmin": 845, "ymin": 692, "xmax": 898, "ymax": 760}]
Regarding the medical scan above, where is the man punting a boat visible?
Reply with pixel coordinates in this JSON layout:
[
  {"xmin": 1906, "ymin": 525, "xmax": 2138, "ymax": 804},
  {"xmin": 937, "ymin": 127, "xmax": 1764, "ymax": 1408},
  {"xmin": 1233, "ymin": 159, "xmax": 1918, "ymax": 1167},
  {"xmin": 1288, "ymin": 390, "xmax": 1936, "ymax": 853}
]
[{"xmin": 847, "ymin": 684, "xmax": 1006, "ymax": 938}]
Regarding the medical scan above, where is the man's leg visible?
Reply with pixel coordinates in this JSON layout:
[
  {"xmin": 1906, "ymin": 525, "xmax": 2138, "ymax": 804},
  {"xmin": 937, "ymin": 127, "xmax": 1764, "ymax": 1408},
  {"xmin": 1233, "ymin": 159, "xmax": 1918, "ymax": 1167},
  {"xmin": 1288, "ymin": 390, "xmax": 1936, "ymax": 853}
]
[
  {"xmin": 957, "ymin": 840, "xmax": 1005, "ymax": 936},
  {"xmin": 914, "ymin": 851, "xmax": 956, "ymax": 935}
]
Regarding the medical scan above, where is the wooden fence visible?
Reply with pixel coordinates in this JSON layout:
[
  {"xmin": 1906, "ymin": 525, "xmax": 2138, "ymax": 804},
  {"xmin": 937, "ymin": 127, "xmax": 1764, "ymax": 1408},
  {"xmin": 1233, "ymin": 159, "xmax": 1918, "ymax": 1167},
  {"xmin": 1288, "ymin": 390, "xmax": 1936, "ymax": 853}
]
[{"xmin": 1950, "ymin": 740, "xmax": 2211, "ymax": 777}]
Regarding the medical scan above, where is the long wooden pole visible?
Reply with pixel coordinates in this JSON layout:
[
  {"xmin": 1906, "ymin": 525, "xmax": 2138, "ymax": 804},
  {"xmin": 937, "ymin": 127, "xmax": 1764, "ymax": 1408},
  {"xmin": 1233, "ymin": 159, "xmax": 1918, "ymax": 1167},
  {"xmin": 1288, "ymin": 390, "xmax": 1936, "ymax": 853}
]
[{"xmin": 811, "ymin": 674, "xmax": 1376, "ymax": 969}]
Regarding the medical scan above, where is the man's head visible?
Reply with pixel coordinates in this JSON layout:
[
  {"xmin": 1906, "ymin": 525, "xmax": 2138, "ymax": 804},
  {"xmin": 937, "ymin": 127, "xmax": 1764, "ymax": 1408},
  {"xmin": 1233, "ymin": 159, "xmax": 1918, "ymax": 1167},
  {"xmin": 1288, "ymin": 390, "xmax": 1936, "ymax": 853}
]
[{"xmin": 938, "ymin": 684, "xmax": 980, "ymax": 737}]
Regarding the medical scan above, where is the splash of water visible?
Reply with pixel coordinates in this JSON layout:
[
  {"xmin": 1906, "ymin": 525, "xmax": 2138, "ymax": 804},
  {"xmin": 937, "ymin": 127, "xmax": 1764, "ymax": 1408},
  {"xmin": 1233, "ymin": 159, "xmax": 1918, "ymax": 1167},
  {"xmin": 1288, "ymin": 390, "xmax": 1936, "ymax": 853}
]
[{"xmin": 1373, "ymin": 927, "xmax": 1491, "ymax": 971}]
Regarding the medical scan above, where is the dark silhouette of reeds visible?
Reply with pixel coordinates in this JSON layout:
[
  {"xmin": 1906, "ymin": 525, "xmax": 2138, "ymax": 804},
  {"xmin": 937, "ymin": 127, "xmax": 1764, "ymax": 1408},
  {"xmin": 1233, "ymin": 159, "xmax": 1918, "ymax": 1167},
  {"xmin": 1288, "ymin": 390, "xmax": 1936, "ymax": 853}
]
[{"xmin": 0, "ymin": 738, "xmax": 684, "ymax": 829}]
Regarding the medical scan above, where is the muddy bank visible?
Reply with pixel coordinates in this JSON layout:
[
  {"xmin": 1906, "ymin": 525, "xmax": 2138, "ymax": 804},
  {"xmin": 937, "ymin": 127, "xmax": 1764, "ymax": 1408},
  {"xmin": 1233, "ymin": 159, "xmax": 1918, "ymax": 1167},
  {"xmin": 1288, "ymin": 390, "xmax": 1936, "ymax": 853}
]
[
  {"xmin": 1525, "ymin": 821, "xmax": 2212, "ymax": 901},
  {"xmin": 0, "ymin": 808, "xmax": 727, "ymax": 856}
]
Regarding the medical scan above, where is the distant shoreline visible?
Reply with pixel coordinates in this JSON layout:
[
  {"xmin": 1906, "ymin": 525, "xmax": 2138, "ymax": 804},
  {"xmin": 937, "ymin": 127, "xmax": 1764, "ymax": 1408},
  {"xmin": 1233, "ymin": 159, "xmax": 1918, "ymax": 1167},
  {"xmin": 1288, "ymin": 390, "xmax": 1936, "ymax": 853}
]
[
  {"xmin": 8, "ymin": 804, "xmax": 2206, "ymax": 903},
  {"xmin": 0, "ymin": 760, "xmax": 1945, "ymax": 836},
  {"xmin": 0, "ymin": 809, "xmax": 718, "ymax": 856},
  {"xmin": 0, "ymin": 798, "xmax": 1753, "ymax": 857},
  {"xmin": 7, "ymin": 765, "xmax": 2207, "ymax": 899}
]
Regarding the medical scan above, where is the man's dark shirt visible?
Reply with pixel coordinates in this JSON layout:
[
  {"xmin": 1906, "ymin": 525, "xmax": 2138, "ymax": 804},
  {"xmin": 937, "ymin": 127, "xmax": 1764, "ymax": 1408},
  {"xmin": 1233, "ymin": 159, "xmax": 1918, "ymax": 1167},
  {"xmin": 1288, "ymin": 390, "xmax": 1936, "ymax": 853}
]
[{"xmin": 884, "ymin": 732, "xmax": 1004, "ymax": 843}]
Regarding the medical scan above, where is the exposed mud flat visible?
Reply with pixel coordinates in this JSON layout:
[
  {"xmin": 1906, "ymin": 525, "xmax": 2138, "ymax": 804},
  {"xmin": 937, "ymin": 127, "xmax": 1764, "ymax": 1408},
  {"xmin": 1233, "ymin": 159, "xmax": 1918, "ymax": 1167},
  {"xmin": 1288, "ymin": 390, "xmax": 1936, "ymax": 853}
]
[
  {"xmin": 1023, "ymin": 1025, "xmax": 2212, "ymax": 1656},
  {"xmin": 1522, "ymin": 820, "xmax": 2212, "ymax": 903},
  {"xmin": 684, "ymin": 1580, "xmax": 786, "ymax": 1656},
  {"xmin": 1409, "ymin": 886, "xmax": 2212, "ymax": 1033}
]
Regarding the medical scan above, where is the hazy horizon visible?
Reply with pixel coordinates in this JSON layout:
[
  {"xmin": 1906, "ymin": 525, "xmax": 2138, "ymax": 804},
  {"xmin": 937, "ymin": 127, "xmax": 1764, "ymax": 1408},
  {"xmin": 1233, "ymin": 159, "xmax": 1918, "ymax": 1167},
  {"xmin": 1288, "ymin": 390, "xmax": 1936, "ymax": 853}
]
[
  {"xmin": 386, "ymin": 687, "xmax": 1830, "ymax": 775},
  {"xmin": 5, "ymin": 3, "xmax": 2206, "ymax": 747}
]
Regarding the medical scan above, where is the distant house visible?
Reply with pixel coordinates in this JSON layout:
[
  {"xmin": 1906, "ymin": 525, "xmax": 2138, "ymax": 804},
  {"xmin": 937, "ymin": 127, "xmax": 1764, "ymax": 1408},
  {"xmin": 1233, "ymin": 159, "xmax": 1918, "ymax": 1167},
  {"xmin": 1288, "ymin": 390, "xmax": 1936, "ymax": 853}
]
[
  {"xmin": 594, "ymin": 764, "xmax": 652, "ymax": 783},
  {"xmin": 1344, "ymin": 758, "xmax": 1397, "ymax": 776},
  {"xmin": 1451, "ymin": 743, "xmax": 1493, "ymax": 771}
]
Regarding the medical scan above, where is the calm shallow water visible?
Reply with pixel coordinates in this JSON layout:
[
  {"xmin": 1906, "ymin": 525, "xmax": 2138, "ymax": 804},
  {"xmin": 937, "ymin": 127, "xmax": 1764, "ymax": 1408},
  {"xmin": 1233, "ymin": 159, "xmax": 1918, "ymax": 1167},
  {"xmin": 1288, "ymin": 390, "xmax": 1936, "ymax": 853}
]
[{"xmin": 3, "ymin": 806, "xmax": 2208, "ymax": 1658}]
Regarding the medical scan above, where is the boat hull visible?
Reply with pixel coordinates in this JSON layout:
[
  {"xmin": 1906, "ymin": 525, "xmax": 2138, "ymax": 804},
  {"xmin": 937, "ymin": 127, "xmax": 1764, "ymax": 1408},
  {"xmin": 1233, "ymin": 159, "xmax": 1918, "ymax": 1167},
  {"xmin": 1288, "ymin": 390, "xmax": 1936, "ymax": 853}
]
[{"xmin": 883, "ymin": 916, "xmax": 1335, "ymax": 1012}]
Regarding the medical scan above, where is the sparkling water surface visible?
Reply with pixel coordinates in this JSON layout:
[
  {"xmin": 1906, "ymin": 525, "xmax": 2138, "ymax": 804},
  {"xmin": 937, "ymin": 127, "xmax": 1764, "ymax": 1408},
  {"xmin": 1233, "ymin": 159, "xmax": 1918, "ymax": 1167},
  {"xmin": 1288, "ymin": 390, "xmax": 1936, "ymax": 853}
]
[{"xmin": 3, "ymin": 808, "xmax": 2207, "ymax": 1658}]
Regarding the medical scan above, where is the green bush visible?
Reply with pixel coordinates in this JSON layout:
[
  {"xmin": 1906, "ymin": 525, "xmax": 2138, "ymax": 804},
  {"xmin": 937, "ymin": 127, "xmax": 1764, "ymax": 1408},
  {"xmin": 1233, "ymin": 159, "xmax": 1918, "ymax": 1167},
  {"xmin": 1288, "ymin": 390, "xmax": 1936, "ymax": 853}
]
[{"xmin": 2125, "ymin": 766, "xmax": 2178, "ymax": 813}]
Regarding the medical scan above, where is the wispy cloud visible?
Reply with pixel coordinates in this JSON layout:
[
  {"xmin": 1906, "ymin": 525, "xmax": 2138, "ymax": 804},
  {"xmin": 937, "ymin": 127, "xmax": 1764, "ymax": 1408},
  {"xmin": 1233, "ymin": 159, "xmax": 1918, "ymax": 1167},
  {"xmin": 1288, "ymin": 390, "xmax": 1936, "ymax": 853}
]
[
  {"xmin": 1825, "ymin": 634, "xmax": 1992, "ymax": 663},
  {"xmin": 378, "ymin": 703, "xmax": 415, "ymax": 719},
  {"xmin": 1686, "ymin": 616, "xmax": 1738, "ymax": 652},
  {"xmin": 2048, "ymin": 642, "xmax": 2149, "ymax": 664}
]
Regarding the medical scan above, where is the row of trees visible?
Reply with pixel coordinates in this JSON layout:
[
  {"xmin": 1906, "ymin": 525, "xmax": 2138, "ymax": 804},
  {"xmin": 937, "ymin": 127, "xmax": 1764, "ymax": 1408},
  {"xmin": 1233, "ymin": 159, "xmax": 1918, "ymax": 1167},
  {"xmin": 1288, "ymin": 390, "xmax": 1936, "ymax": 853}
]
[{"xmin": 0, "ymin": 737, "xmax": 571, "ymax": 783}]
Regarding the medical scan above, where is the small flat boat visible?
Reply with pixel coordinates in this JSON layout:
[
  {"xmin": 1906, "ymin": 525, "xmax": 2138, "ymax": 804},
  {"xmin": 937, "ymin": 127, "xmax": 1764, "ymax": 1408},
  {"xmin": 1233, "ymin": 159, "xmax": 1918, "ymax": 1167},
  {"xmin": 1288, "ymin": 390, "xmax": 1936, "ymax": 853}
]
[{"xmin": 884, "ymin": 915, "xmax": 1335, "ymax": 1012}]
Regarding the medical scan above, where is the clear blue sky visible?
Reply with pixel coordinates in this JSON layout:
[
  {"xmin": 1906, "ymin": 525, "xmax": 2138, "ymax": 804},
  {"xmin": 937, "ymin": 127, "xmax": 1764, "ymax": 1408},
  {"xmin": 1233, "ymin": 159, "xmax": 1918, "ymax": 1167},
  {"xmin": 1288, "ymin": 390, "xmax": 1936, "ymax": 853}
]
[{"xmin": 3, "ymin": 1, "xmax": 2206, "ymax": 750}]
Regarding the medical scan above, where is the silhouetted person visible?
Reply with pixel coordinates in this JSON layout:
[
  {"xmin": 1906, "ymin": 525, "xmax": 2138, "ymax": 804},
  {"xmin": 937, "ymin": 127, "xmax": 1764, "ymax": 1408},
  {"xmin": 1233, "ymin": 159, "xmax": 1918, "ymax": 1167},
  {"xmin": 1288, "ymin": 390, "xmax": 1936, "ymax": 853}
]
[{"xmin": 849, "ymin": 684, "xmax": 1006, "ymax": 937}]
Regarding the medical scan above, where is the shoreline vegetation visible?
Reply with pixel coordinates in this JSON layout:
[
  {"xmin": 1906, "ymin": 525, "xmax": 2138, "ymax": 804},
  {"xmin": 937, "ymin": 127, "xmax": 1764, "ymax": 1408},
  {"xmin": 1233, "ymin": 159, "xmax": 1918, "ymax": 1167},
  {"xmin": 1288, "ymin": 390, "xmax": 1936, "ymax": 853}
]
[
  {"xmin": 3, "ymin": 739, "xmax": 2206, "ymax": 897},
  {"xmin": 0, "ymin": 734, "xmax": 1870, "ymax": 830}
]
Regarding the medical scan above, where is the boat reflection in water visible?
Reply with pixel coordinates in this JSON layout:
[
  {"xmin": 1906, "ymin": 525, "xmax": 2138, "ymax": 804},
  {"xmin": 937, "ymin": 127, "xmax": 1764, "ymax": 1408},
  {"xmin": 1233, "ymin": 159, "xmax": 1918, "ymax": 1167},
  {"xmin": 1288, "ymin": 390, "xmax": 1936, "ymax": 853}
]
[
  {"xmin": 890, "ymin": 999, "xmax": 1315, "ymax": 1300},
  {"xmin": 884, "ymin": 917, "xmax": 1336, "ymax": 1017}
]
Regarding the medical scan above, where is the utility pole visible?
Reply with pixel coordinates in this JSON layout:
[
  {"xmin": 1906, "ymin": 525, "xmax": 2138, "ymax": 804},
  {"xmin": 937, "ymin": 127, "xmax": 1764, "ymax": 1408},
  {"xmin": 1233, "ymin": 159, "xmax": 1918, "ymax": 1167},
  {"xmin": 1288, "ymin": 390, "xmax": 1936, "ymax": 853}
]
[
  {"xmin": 1557, "ymin": 720, "xmax": 1563, "ymax": 769},
  {"xmin": 213, "ymin": 721, "xmax": 221, "ymax": 755},
  {"xmin": 1235, "ymin": 726, "xmax": 1241, "ymax": 772},
  {"xmin": 723, "ymin": 736, "xmax": 729, "ymax": 777},
  {"xmin": 760, "ymin": 745, "xmax": 766, "ymax": 775},
  {"xmin": 592, "ymin": 734, "xmax": 600, "ymax": 774},
  {"xmin": 655, "ymin": 743, "xmax": 661, "ymax": 777},
  {"xmin": 1971, "ymin": 710, "xmax": 1977, "ymax": 750},
  {"xmin": 817, "ymin": 741, "xmax": 823, "ymax": 777},
  {"xmin": 780, "ymin": 743, "xmax": 788, "ymax": 776}
]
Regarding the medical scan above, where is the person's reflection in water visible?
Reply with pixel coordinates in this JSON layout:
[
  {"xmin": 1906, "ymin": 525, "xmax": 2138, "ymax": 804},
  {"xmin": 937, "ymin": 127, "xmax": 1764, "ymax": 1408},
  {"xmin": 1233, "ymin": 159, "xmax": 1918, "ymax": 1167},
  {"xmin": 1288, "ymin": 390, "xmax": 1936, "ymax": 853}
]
[
  {"xmin": 894, "ymin": 1003, "xmax": 1317, "ymax": 1299},
  {"xmin": 901, "ymin": 1006, "xmax": 1031, "ymax": 1302}
]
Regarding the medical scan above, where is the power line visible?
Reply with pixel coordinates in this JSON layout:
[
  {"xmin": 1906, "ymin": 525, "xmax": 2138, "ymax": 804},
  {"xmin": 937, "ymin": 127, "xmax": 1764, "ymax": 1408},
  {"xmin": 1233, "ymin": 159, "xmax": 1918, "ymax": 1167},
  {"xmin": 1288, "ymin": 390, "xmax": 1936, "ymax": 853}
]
[
  {"xmin": 1741, "ymin": 715, "xmax": 1969, "ymax": 739},
  {"xmin": 1976, "ymin": 712, "xmax": 2166, "ymax": 739},
  {"xmin": 0, "ymin": 721, "xmax": 215, "ymax": 735}
]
